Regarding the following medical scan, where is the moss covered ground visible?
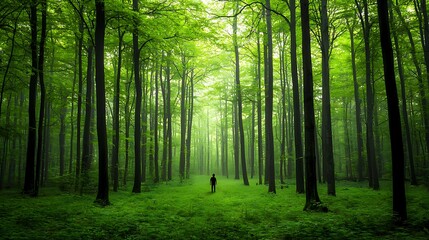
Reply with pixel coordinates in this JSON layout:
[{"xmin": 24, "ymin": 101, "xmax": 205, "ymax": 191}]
[{"xmin": 1, "ymin": 175, "xmax": 428, "ymax": 239}]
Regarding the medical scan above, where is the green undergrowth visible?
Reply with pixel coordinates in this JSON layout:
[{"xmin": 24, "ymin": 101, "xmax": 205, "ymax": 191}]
[{"xmin": 1, "ymin": 176, "xmax": 428, "ymax": 239}]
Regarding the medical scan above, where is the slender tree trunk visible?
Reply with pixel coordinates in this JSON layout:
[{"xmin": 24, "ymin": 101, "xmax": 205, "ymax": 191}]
[
  {"xmin": 279, "ymin": 34, "xmax": 286, "ymax": 184},
  {"xmin": 153, "ymin": 60, "xmax": 160, "ymax": 183},
  {"xmin": 376, "ymin": 0, "xmax": 407, "ymax": 221},
  {"xmin": 265, "ymin": 0, "xmax": 275, "ymax": 192},
  {"xmin": 257, "ymin": 28, "xmax": 263, "ymax": 185},
  {"xmin": 233, "ymin": 0, "xmax": 249, "ymax": 185},
  {"xmin": 81, "ymin": 43, "xmax": 93, "ymax": 194},
  {"xmin": 132, "ymin": 0, "xmax": 142, "ymax": 193},
  {"xmin": 186, "ymin": 70, "xmax": 194, "ymax": 179},
  {"xmin": 390, "ymin": 1, "xmax": 417, "ymax": 185},
  {"xmin": 124, "ymin": 73, "xmax": 133, "ymax": 185},
  {"xmin": 356, "ymin": 0, "xmax": 379, "ymax": 189},
  {"xmin": 167, "ymin": 52, "xmax": 173, "ymax": 181},
  {"xmin": 233, "ymin": 94, "xmax": 239, "ymax": 180},
  {"xmin": 34, "ymin": 0, "xmax": 47, "ymax": 196},
  {"xmin": 94, "ymin": 0, "xmax": 109, "ymax": 205},
  {"xmin": 42, "ymin": 101, "xmax": 51, "ymax": 186},
  {"xmin": 23, "ymin": 0, "xmax": 38, "ymax": 195},
  {"xmin": 320, "ymin": 0, "xmax": 335, "ymax": 196},
  {"xmin": 59, "ymin": 92, "xmax": 66, "ymax": 176},
  {"xmin": 179, "ymin": 56, "xmax": 187, "ymax": 181},
  {"xmin": 224, "ymin": 97, "xmax": 229, "ymax": 179},
  {"xmin": 301, "ymin": 0, "xmax": 322, "ymax": 210},
  {"xmin": 75, "ymin": 3, "xmax": 84, "ymax": 183},
  {"xmin": 346, "ymin": 18, "xmax": 364, "ymax": 181},
  {"xmin": 290, "ymin": 0, "xmax": 304, "ymax": 193},
  {"xmin": 112, "ymin": 29, "xmax": 124, "ymax": 191}
]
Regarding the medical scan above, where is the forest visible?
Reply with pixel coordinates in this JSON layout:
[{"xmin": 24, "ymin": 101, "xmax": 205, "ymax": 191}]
[{"xmin": 0, "ymin": 0, "xmax": 429, "ymax": 239}]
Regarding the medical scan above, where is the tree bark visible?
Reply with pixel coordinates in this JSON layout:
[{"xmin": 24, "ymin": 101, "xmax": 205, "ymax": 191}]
[
  {"xmin": 265, "ymin": 0, "xmax": 275, "ymax": 193},
  {"xmin": 81, "ymin": 43, "xmax": 93, "ymax": 194},
  {"xmin": 376, "ymin": 0, "xmax": 407, "ymax": 221},
  {"xmin": 233, "ymin": 0, "xmax": 249, "ymax": 185},
  {"xmin": 34, "ymin": 0, "xmax": 47, "ymax": 196},
  {"xmin": 320, "ymin": 0, "xmax": 335, "ymax": 196},
  {"xmin": 112, "ymin": 29, "xmax": 124, "ymax": 191},
  {"xmin": 23, "ymin": 0, "xmax": 38, "ymax": 195},
  {"xmin": 289, "ymin": 0, "xmax": 304, "ymax": 193},
  {"xmin": 356, "ymin": 0, "xmax": 379, "ymax": 190},
  {"xmin": 390, "ymin": 1, "xmax": 417, "ymax": 185},
  {"xmin": 179, "ymin": 55, "xmax": 187, "ymax": 181},
  {"xmin": 94, "ymin": 0, "xmax": 109, "ymax": 205},
  {"xmin": 346, "ymin": 18, "xmax": 364, "ymax": 181},
  {"xmin": 301, "ymin": 0, "xmax": 322, "ymax": 210},
  {"xmin": 132, "ymin": 0, "xmax": 142, "ymax": 193}
]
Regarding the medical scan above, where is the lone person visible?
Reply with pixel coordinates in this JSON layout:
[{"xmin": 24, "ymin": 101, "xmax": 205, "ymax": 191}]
[{"xmin": 210, "ymin": 174, "xmax": 217, "ymax": 193}]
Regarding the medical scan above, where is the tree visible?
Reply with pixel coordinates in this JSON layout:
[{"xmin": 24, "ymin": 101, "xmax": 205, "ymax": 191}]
[
  {"xmin": 23, "ymin": 0, "xmax": 38, "ymax": 195},
  {"xmin": 265, "ymin": 0, "xmax": 275, "ymax": 193},
  {"xmin": 233, "ymin": 0, "xmax": 249, "ymax": 186},
  {"xmin": 288, "ymin": 0, "xmax": 305, "ymax": 194},
  {"xmin": 34, "ymin": 0, "xmax": 47, "ymax": 196},
  {"xmin": 355, "ymin": 0, "xmax": 379, "ymax": 190},
  {"xmin": 301, "ymin": 0, "xmax": 322, "ymax": 211},
  {"xmin": 390, "ymin": 0, "xmax": 417, "ymax": 185},
  {"xmin": 132, "ymin": 0, "xmax": 142, "ymax": 193},
  {"xmin": 320, "ymin": 0, "xmax": 335, "ymax": 196},
  {"xmin": 81, "ymin": 42, "xmax": 93, "ymax": 193},
  {"xmin": 346, "ymin": 16, "xmax": 364, "ymax": 181},
  {"xmin": 94, "ymin": 0, "xmax": 109, "ymax": 206},
  {"xmin": 376, "ymin": 0, "xmax": 407, "ymax": 222}
]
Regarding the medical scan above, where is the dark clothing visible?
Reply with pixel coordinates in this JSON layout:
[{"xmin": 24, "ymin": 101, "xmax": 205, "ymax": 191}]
[{"xmin": 210, "ymin": 177, "xmax": 217, "ymax": 192}]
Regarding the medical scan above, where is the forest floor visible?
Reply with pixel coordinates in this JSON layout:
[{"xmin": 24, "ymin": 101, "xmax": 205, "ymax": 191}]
[{"xmin": 1, "ymin": 175, "xmax": 429, "ymax": 240}]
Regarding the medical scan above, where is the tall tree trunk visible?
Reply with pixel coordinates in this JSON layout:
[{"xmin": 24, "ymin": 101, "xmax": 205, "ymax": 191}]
[
  {"xmin": 320, "ymin": 0, "xmax": 335, "ymax": 196},
  {"xmin": 161, "ymin": 53, "xmax": 169, "ymax": 181},
  {"xmin": 153, "ymin": 60, "xmax": 160, "ymax": 183},
  {"xmin": 233, "ymin": 93, "xmax": 239, "ymax": 180},
  {"xmin": 132, "ymin": 0, "xmax": 142, "ymax": 193},
  {"xmin": 34, "ymin": 0, "xmax": 47, "ymax": 196},
  {"xmin": 265, "ymin": 0, "xmax": 275, "ymax": 192},
  {"xmin": 346, "ymin": 18, "xmax": 364, "ymax": 181},
  {"xmin": 59, "ymin": 94, "xmax": 67, "ymax": 176},
  {"xmin": 344, "ymin": 99, "xmax": 352, "ymax": 179},
  {"xmin": 81, "ymin": 43, "xmax": 93, "ymax": 194},
  {"xmin": 356, "ymin": 0, "xmax": 379, "ymax": 189},
  {"xmin": 257, "ymin": 27, "xmax": 263, "ymax": 185},
  {"xmin": 290, "ymin": 0, "xmax": 304, "ymax": 193},
  {"xmin": 166, "ymin": 52, "xmax": 173, "ymax": 181},
  {"xmin": 42, "ymin": 101, "xmax": 51, "ymax": 186},
  {"xmin": 94, "ymin": 0, "xmax": 109, "ymax": 205},
  {"xmin": 124, "ymin": 73, "xmax": 133, "ymax": 185},
  {"xmin": 75, "ymin": 3, "xmax": 84, "ymax": 183},
  {"xmin": 279, "ymin": 34, "xmax": 286, "ymax": 184},
  {"xmin": 233, "ymin": 0, "xmax": 249, "ymax": 185},
  {"xmin": 376, "ymin": 0, "xmax": 407, "ymax": 221},
  {"xmin": 141, "ymin": 66, "xmax": 148, "ymax": 183},
  {"xmin": 23, "ymin": 0, "xmax": 38, "ymax": 195},
  {"xmin": 224, "ymin": 97, "xmax": 229, "ymax": 178},
  {"xmin": 69, "ymin": 44, "xmax": 77, "ymax": 175},
  {"xmin": 112, "ymin": 29, "xmax": 124, "ymax": 191},
  {"xmin": 185, "ymin": 70, "xmax": 194, "ymax": 179},
  {"xmin": 301, "ymin": 0, "xmax": 322, "ymax": 210},
  {"xmin": 179, "ymin": 56, "xmax": 187, "ymax": 181},
  {"xmin": 390, "ymin": 1, "xmax": 417, "ymax": 185}
]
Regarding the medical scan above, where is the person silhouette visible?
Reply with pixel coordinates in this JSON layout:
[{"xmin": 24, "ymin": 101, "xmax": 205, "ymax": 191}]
[{"xmin": 210, "ymin": 174, "xmax": 217, "ymax": 193}]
